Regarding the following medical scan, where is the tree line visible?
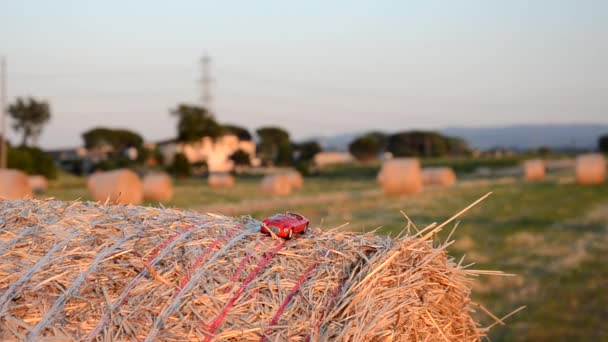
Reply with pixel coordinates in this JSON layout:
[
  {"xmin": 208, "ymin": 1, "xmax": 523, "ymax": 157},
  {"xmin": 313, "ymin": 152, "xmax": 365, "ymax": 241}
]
[
  {"xmin": 3, "ymin": 96, "xmax": 608, "ymax": 178},
  {"xmin": 348, "ymin": 131, "xmax": 471, "ymax": 161}
]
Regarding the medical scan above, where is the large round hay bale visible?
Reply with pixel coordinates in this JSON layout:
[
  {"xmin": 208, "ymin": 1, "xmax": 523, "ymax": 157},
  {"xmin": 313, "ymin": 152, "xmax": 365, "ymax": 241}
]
[
  {"xmin": 143, "ymin": 172, "xmax": 173, "ymax": 201},
  {"xmin": 377, "ymin": 158, "xmax": 423, "ymax": 195},
  {"xmin": 284, "ymin": 170, "xmax": 303, "ymax": 190},
  {"xmin": 261, "ymin": 174, "xmax": 291, "ymax": 196},
  {"xmin": 522, "ymin": 159, "xmax": 545, "ymax": 181},
  {"xmin": 87, "ymin": 169, "xmax": 143, "ymax": 204},
  {"xmin": 0, "ymin": 198, "xmax": 495, "ymax": 341},
  {"xmin": 28, "ymin": 175, "xmax": 49, "ymax": 194},
  {"xmin": 208, "ymin": 173, "xmax": 235, "ymax": 189},
  {"xmin": 0, "ymin": 169, "xmax": 32, "ymax": 199},
  {"xmin": 422, "ymin": 167, "xmax": 457, "ymax": 186},
  {"xmin": 576, "ymin": 153, "xmax": 606, "ymax": 185}
]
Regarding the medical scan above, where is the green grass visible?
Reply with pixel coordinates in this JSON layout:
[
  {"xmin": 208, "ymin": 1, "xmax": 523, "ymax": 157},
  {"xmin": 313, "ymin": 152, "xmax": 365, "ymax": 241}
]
[{"xmin": 43, "ymin": 168, "xmax": 608, "ymax": 341}]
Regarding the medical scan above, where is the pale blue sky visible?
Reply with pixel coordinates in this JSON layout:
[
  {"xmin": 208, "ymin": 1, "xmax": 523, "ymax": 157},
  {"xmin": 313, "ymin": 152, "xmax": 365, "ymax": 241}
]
[{"xmin": 1, "ymin": 0, "xmax": 607, "ymax": 148}]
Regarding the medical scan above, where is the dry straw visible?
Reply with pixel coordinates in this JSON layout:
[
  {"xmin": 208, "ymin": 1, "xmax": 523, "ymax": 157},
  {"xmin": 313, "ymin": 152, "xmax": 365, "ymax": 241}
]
[
  {"xmin": 285, "ymin": 170, "xmax": 304, "ymax": 190},
  {"xmin": 208, "ymin": 174, "xmax": 236, "ymax": 189},
  {"xmin": 261, "ymin": 174, "xmax": 292, "ymax": 196},
  {"xmin": 0, "ymin": 197, "xmax": 510, "ymax": 341},
  {"xmin": 0, "ymin": 169, "xmax": 32, "ymax": 200},
  {"xmin": 377, "ymin": 158, "xmax": 423, "ymax": 195},
  {"xmin": 576, "ymin": 153, "xmax": 606, "ymax": 185},
  {"xmin": 28, "ymin": 175, "xmax": 49, "ymax": 194},
  {"xmin": 422, "ymin": 167, "xmax": 457, "ymax": 186},
  {"xmin": 143, "ymin": 172, "xmax": 174, "ymax": 201},
  {"xmin": 522, "ymin": 160, "xmax": 545, "ymax": 181},
  {"xmin": 87, "ymin": 169, "xmax": 143, "ymax": 204}
]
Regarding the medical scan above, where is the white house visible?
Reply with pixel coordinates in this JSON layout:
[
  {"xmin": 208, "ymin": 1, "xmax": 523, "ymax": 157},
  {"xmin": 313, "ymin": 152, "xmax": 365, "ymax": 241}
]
[{"xmin": 157, "ymin": 134, "xmax": 259, "ymax": 172}]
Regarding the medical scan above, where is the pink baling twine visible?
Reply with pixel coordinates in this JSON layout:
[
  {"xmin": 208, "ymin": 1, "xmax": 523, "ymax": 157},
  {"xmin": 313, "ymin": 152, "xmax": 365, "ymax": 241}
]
[{"xmin": 203, "ymin": 241, "xmax": 286, "ymax": 342}]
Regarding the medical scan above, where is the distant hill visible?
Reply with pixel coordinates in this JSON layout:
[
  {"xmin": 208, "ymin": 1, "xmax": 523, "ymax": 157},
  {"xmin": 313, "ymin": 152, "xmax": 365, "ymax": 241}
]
[
  {"xmin": 306, "ymin": 124, "xmax": 608, "ymax": 151},
  {"xmin": 442, "ymin": 124, "xmax": 608, "ymax": 150}
]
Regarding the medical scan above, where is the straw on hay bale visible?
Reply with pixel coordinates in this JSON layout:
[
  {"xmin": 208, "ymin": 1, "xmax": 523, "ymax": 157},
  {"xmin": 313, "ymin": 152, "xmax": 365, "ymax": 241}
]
[
  {"xmin": 143, "ymin": 172, "xmax": 174, "ymax": 201},
  {"xmin": 0, "ymin": 198, "xmax": 504, "ymax": 341},
  {"xmin": 87, "ymin": 169, "xmax": 143, "ymax": 205},
  {"xmin": 576, "ymin": 153, "xmax": 606, "ymax": 185},
  {"xmin": 0, "ymin": 169, "xmax": 32, "ymax": 199},
  {"xmin": 377, "ymin": 158, "xmax": 423, "ymax": 195},
  {"xmin": 522, "ymin": 159, "xmax": 545, "ymax": 181},
  {"xmin": 284, "ymin": 170, "xmax": 303, "ymax": 190},
  {"xmin": 28, "ymin": 175, "xmax": 49, "ymax": 194},
  {"xmin": 208, "ymin": 173, "xmax": 235, "ymax": 189},
  {"xmin": 261, "ymin": 174, "xmax": 292, "ymax": 196},
  {"xmin": 422, "ymin": 167, "xmax": 457, "ymax": 186}
]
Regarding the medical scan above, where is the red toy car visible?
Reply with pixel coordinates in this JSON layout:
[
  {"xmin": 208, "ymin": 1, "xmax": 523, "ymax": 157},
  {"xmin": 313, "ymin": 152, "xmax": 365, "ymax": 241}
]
[{"xmin": 261, "ymin": 212, "xmax": 310, "ymax": 239}]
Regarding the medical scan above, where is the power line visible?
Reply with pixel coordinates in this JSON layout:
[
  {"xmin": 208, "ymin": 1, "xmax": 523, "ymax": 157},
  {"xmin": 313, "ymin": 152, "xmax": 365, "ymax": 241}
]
[
  {"xmin": 10, "ymin": 67, "xmax": 193, "ymax": 78},
  {"xmin": 9, "ymin": 64, "xmax": 409, "ymax": 104},
  {"xmin": 216, "ymin": 67, "xmax": 411, "ymax": 104}
]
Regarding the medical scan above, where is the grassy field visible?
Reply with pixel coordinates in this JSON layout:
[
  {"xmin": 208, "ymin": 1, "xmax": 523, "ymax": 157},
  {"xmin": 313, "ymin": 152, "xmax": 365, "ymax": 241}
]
[{"xmin": 44, "ymin": 164, "xmax": 608, "ymax": 341}]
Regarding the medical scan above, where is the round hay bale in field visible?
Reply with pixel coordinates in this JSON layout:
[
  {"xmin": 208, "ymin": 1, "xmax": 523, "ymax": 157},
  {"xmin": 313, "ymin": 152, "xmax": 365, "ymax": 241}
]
[
  {"xmin": 143, "ymin": 172, "xmax": 173, "ymax": 201},
  {"xmin": 422, "ymin": 167, "xmax": 457, "ymax": 186},
  {"xmin": 523, "ymin": 159, "xmax": 545, "ymax": 181},
  {"xmin": 28, "ymin": 175, "xmax": 49, "ymax": 194},
  {"xmin": 285, "ymin": 170, "xmax": 303, "ymax": 190},
  {"xmin": 377, "ymin": 158, "xmax": 423, "ymax": 195},
  {"xmin": 208, "ymin": 173, "xmax": 235, "ymax": 189},
  {"xmin": 87, "ymin": 169, "xmax": 143, "ymax": 204},
  {"xmin": 0, "ymin": 199, "xmax": 500, "ymax": 341},
  {"xmin": 576, "ymin": 153, "xmax": 606, "ymax": 185},
  {"xmin": 261, "ymin": 174, "xmax": 291, "ymax": 196},
  {"xmin": 0, "ymin": 169, "xmax": 32, "ymax": 199}
]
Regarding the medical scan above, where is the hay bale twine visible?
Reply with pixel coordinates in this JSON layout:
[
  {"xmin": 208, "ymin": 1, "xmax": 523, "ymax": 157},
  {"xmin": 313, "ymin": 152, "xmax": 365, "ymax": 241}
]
[
  {"xmin": 285, "ymin": 170, "xmax": 303, "ymax": 190},
  {"xmin": 576, "ymin": 153, "xmax": 606, "ymax": 185},
  {"xmin": 522, "ymin": 159, "xmax": 545, "ymax": 181},
  {"xmin": 0, "ymin": 169, "xmax": 32, "ymax": 199},
  {"xmin": 0, "ymin": 199, "xmax": 497, "ymax": 341},
  {"xmin": 143, "ymin": 172, "xmax": 173, "ymax": 201},
  {"xmin": 261, "ymin": 174, "xmax": 292, "ymax": 196},
  {"xmin": 87, "ymin": 169, "xmax": 143, "ymax": 204},
  {"xmin": 208, "ymin": 173, "xmax": 235, "ymax": 189},
  {"xmin": 28, "ymin": 175, "xmax": 49, "ymax": 194},
  {"xmin": 422, "ymin": 167, "xmax": 457, "ymax": 186},
  {"xmin": 377, "ymin": 158, "xmax": 423, "ymax": 195}
]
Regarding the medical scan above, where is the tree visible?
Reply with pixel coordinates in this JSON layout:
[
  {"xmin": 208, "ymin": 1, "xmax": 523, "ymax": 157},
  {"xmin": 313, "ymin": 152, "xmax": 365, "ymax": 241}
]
[
  {"xmin": 229, "ymin": 149, "xmax": 251, "ymax": 166},
  {"xmin": 385, "ymin": 131, "xmax": 471, "ymax": 157},
  {"xmin": 170, "ymin": 152, "xmax": 191, "ymax": 177},
  {"xmin": 256, "ymin": 126, "xmax": 292, "ymax": 166},
  {"xmin": 171, "ymin": 104, "xmax": 221, "ymax": 142},
  {"xmin": 82, "ymin": 128, "xmax": 114, "ymax": 149},
  {"xmin": 82, "ymin": 127, "xmax": 144, "ymax": 169},
  {"xmin": 222, "ymin": 124, "xmax": 252, "ymax": 141},
  {"xmin": 82, "ymin": 128, "xmax": 143, "ymax": 151},
  {"xmin": 8, "ymin": 146, "xmax": 58, "ymax": 179},
  {"xmin": 599, "ymin": 134, "xmax": 608, "ymax": 153},
  {"xmin": 296, "ymin": 140, "xmax": 322, "ymax": 162},
  {"xmin": 8, "ymin": 97, "xmax": 51, "ymax": 147},
  {"xmin": 349, "ymin": 133, "xmax": 384, "ymax": 161},
  {"xmin": 364, "ymin": 131, "xmax": 387, "ymax": 151},
  {"xmin": 445, "ymin": 136, "xmax": 472, "ymax": 156},
  {"xmin": 293, "ymin": 140, "xmax": 322, "ymax": 176},
  {"xmin": 275, "ymin": 141, "xmax": 294, "ymax": 166}
]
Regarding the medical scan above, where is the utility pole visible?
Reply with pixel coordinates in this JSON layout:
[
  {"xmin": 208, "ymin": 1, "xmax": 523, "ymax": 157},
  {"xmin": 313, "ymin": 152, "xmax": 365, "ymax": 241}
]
[
  {"xmin": 0, "ymin": 57, "xmax": 7, "ymax": 169},
  {"xmin": 200, "ymin": 53, "xmax": 213, "ymax": 114}
]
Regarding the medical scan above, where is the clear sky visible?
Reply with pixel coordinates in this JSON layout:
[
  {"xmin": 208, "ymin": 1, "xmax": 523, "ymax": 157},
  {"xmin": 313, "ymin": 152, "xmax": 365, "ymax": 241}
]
[{"xmin": 1, "ymin": 0, "xmax": 607, "ymax": 148}]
